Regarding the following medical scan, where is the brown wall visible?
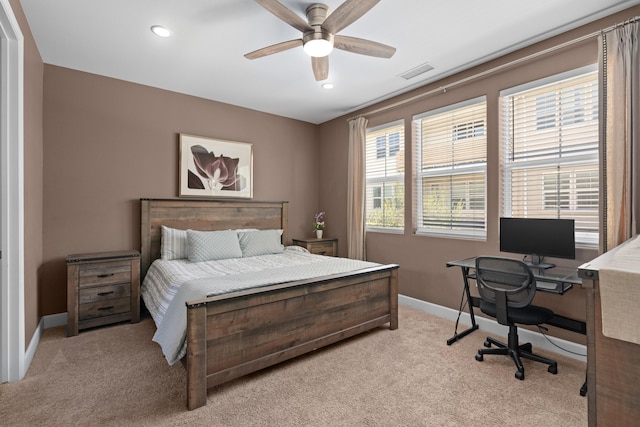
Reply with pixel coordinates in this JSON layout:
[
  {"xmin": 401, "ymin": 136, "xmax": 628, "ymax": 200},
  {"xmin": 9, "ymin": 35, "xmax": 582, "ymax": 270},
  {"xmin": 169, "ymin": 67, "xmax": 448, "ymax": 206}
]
[
  {"xmin": 318, "ymin": 5, "xmax": 640, "ymax": 344},
  {"xmin": 41, "ymin": 68, "xmax": 319, "ymax": 315},
  {"xmin": 20, "ymin": 3, "xmax": 640, "ymax": 348},
  {"xmin": 10, "ymin": 0, "xmax": 44, "ymax": 346}
]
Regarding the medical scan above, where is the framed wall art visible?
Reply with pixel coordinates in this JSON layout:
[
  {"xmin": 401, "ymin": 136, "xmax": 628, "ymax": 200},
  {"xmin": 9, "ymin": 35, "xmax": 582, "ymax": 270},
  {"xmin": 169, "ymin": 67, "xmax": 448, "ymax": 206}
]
[{"xmin": 179, "ymin": 133, "xmax": 253, "ymax": 198}]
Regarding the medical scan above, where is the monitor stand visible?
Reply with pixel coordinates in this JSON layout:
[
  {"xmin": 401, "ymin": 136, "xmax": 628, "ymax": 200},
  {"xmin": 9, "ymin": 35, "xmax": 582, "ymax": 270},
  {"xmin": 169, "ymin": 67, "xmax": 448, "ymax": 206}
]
[{"xmin": 526, "ymin": 255, "xmax": 555, "ymax": 270}]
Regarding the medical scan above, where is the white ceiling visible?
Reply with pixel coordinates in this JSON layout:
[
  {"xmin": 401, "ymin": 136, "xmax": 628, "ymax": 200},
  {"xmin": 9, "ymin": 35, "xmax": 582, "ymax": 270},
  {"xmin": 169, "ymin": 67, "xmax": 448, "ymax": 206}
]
[{"xmin": 19, "ymin": 0, "xmax": 640, "ymax": 124}]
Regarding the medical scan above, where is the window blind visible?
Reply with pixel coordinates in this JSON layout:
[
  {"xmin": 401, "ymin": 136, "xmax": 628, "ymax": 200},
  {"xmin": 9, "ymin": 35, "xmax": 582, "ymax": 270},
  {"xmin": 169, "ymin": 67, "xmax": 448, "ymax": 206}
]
[
  {"xmin": 501, "ymin": 70, "xmax": 599, "ymax": 246},
  {"xmin": 413, "ymin": 97, "xmax": 487, "ymax": 238},
  {"xmin": 365, "ymin": 121, "xmax": 405, "ymax": 230}
]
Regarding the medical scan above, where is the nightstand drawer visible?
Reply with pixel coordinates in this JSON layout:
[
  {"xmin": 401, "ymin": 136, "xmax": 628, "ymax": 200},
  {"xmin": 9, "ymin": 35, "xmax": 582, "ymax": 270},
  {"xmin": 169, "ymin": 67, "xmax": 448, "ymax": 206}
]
[
  {"xmin": 79, "ymin": 297, "xmax": 131, "ymax": 321},
  {"xmin": 78, "ymin": 283, "xmax": 131, "ymax": 304},
  {"xmin": 78, "ymin": 262, "xmax": 131, "ymax": 287},
  {"xmin": 308, "ymin": 241, "xmax": 335, "ymax": 256}
]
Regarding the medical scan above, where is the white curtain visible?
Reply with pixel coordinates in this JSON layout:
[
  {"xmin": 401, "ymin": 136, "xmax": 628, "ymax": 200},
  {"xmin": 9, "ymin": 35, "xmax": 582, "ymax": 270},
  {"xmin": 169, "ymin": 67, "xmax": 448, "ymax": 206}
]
[
  {"xmin": 599, "ymin": 22, "xmax": 640, "ymax": 251},
  {"xmin": 347, "ymin": 117, "xmax": 368, "ymax": 260}
]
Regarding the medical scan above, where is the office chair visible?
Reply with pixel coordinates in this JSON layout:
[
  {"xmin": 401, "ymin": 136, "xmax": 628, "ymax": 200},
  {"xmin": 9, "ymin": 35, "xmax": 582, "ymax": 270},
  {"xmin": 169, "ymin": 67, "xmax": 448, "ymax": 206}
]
[{"xmin": 474, "ymin": 256, "xmax": 558, "ymax": 380}]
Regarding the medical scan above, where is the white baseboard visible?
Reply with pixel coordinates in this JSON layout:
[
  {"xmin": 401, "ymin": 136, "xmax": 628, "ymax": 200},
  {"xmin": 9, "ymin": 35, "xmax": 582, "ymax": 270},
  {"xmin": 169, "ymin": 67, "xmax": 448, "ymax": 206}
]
[
  {"xmin": 399, "ymin": 294, "xmax": 587, "ymax": 363},
  {"xmin": 24, "ymin": 312, "xmax": 68, "ymax": 375},
  {"xmin": 33, "ymin": 302, "xmax": 586, "ymax": 366},
  {"xmin": 43, "ymin": 312, "xmax": 67, "ymax": 329}
]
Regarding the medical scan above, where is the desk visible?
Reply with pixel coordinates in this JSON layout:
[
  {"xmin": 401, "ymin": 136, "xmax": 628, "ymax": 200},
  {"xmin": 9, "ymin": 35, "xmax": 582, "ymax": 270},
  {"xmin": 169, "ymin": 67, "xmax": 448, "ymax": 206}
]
[
  {"xmin": 446, "ymin": 257, "xmax": 586, "ymax": 346},
  {"xmin": 578, "ymin": 235, "xmax": 640, "ymax": 427}
]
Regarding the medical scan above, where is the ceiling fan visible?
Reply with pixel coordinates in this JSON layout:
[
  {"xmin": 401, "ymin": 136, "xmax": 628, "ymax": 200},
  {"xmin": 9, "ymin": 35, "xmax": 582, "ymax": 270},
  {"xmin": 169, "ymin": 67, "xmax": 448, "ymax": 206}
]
[{"xmin": 245, "ymin": 0, "xmax": 396, "ymax": 81}]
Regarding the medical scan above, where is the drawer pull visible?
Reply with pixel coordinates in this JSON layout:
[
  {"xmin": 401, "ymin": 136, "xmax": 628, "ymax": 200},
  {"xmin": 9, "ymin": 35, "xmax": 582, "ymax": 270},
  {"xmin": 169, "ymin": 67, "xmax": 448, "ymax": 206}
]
[
  {"xmin": 318, "ymin": 251, "xmax": 326, "ymax": 255},
  {"xmin": 97, "ymin": 273, "xmax": 114, "ymax": 278},
  {"xmin": 98, "ymin": 306, "xmax": 114, "ymax": 311},
  {"xmin": 97, "ymin": 291, "xmax": 114, "ymax": 297}
]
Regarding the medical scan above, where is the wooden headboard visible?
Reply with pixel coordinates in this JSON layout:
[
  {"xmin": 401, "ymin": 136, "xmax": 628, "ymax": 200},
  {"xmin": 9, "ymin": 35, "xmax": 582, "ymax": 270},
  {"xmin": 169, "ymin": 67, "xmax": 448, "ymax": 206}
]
[{"xmin": 140, "ymin": 198, "xmax": 289, "ymax": 279}]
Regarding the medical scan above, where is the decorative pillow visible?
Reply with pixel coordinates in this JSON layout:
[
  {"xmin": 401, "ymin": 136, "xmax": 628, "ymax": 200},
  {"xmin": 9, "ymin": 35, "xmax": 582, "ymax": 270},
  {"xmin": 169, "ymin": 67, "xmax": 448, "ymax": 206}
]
[
  {"xmin": 161, "ymin": 225, "xmax": 188, "ymax": 260},
  {"xmin": 238, "ymin": 229, "xmax": 285, "ymax": 257},
  {"xmin": 186, "ymin": 229, "xmax": 242, "ymax": 262}
]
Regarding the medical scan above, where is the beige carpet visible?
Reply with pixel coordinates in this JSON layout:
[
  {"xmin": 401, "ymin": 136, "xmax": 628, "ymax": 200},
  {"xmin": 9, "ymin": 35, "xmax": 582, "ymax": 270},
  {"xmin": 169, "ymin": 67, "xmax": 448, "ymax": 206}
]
[{"xmin": 0, "ymin": 306, "xmax": 587, "ymax": 426}]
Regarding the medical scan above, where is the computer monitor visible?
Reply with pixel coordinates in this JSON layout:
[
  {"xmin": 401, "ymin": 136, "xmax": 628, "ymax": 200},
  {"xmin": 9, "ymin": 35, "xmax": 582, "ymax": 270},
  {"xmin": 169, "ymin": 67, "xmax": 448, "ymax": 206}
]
[{"xmin": 499, "ymin": 217, "xmax": 576, "ymax": 269}]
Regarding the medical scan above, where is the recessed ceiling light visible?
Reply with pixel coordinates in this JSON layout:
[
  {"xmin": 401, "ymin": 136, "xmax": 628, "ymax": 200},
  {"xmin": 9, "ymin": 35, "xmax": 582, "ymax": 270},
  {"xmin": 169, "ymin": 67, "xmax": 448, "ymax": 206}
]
[
  {"xmin": 322, "ymin": 83, "xmax": 334, "ymax": 89},
  {"xmin": 151, "ymin": 25, "xmax": 171, "ymax": 38}
]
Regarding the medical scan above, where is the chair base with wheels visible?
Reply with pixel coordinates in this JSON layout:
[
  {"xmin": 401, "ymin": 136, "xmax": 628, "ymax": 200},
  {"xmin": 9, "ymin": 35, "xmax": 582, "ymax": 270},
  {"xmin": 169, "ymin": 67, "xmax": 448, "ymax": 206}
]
[{"xmin": 475, "ymin": 324, "xmax": 558, "ymax": 380}]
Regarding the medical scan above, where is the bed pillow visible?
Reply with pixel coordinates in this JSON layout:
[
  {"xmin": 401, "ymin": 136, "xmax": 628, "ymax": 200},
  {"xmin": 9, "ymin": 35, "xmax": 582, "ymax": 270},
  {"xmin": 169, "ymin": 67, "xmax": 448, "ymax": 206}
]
[
  {"xmin": 236, "ymin": 228, "xmax": 283, "ymax": 235},
  {"xmin": 187, "ymin": 229, "xmax": 242, "ymax": 262},
  {"xmin": 161, "ymin": 225, "xmax": 188, "ymax": 260},
  {"xmin": 238, "ymin": 229, "xmax": 285, "ymax": 257}
]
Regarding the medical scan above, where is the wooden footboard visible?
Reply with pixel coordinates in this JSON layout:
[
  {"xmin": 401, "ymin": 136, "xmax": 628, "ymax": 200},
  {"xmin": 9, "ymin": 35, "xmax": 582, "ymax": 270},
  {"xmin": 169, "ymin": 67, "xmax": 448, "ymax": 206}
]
[{"xmin": 185, "ymin": 264, "xmax": 399, "ymax": 410}]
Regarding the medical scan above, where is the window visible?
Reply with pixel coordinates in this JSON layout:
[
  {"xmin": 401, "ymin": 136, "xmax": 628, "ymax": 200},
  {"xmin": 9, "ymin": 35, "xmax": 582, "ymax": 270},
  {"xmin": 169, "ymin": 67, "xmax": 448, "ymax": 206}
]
[
  {"xmin": 376, "ymin": 132, "xmax": 400, "ymax": 159},
  {"xmin": 366, "ymin": 121, "xmax": 405, "ymax": 230},
  {"xmin": 413, "ymin": 97, "xmax": 487, "ymax": 238},
  {"xmin": 501, "ymin": 68, "xmax": 599, "ymax": 246},
  {"xmin": 376, "ymin": 136, "xmax": 386, "ymax": 159}
]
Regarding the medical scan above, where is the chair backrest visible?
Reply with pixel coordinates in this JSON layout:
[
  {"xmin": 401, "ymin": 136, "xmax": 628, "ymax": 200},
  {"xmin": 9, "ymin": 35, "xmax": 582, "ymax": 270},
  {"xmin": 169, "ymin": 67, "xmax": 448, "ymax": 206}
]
[{"xmin": 475, "ymin": 256, "xmax": 537, "ymax": 309}]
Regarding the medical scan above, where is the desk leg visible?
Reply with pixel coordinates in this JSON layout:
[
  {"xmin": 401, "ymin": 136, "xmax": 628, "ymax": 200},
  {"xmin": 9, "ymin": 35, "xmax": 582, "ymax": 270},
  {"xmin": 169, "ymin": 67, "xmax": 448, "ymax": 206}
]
[{"xmin": 447, "ymin": 266, "xmax": 479, "ymax": 345}]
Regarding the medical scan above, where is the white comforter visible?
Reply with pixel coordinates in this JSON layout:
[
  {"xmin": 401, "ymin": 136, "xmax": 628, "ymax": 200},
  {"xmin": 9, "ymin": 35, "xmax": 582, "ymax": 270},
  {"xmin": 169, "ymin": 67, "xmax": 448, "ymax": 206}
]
[{"xmin": 141, "ymin": 246, "xmax": 380, "ymax": 364}]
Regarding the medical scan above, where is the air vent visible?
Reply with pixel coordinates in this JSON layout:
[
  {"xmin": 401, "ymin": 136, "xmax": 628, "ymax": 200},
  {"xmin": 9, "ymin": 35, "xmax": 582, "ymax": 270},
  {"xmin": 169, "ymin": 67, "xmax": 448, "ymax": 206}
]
[{"xmin": 399, "ymin": 63, "xmax": 434, "ymax": 80}]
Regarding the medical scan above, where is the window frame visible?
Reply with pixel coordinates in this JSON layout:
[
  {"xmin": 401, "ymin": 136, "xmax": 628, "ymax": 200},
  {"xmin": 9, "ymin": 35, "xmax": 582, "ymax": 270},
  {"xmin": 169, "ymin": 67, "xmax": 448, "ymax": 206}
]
[
  {"xmin": 500, "ymin": 65, "xmax": 599, "ymax": 248},
  {"xmin": 413, "ymin": 96, "xmax": 488, "ymax": 239},
  {"xmin": 365, "ymin": 120, "xmax": 405, "ymax": 232}
]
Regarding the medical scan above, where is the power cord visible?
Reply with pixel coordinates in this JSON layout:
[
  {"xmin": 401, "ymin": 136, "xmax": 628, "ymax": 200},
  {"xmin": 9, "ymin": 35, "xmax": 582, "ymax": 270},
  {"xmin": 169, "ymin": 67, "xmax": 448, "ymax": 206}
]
[{"xmin": 537, "ymin": 325, "xmax": 587, "ymax": 357}]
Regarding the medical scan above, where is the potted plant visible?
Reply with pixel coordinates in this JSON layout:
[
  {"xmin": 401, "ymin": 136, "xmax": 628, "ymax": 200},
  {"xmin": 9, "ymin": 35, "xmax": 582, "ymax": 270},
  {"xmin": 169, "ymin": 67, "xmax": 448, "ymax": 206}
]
[{"xmin": 313, "ymin": 211, "xmax": 325, "ymax": 238}]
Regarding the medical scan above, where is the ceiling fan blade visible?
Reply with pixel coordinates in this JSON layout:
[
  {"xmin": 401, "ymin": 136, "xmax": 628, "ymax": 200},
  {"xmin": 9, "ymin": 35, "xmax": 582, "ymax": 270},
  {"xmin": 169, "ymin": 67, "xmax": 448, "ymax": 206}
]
[
  {"xmin": 334, "ymin": 35, "xmax": 396, "ymax": 58},
  {"xmin": 322, "ymin": 0, "xmax": 380, "ymax": 34},
  {"xmin": 311, "ymin": 56, "xmax": 329, "ymax": 81},
  {"xmin": 255, "ymin": 0, "xmax": 313, "ymax": 33},
  {"xmin": 245, "ymin": 39, "xmax": 302, "ymax": 60}
]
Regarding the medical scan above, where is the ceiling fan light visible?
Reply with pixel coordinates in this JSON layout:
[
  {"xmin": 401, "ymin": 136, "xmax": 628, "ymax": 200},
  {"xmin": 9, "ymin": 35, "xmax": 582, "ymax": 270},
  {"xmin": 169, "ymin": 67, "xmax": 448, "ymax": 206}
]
[{"xmin": 304, "ymin": 39, "xmax": 333, "ymax": 57}]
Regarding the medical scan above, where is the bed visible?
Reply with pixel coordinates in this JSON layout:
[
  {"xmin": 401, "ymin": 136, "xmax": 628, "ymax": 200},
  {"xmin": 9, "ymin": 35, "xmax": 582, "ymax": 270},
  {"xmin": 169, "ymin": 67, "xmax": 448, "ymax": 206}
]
[{"xmin": 140, "ymin": 198, "xmax": 399, "ymax": 410}]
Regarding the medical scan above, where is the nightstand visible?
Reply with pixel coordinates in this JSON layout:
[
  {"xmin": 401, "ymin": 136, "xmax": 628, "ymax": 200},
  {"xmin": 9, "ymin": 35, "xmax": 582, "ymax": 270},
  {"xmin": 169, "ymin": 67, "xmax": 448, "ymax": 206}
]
[
  {"xmin": 66, "ymin": 250, "xmax": 140, "ymax": 337},
  {"xmin": 292, "ymin": 237, "xmax": 338, "ymax": 257}
]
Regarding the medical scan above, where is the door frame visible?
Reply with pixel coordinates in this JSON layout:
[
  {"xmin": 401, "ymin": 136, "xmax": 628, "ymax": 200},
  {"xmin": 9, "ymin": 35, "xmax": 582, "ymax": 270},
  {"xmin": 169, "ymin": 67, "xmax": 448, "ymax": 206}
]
[{"xmin": 0, "ymin": 0, "xmax": 25, "ymax": 383}]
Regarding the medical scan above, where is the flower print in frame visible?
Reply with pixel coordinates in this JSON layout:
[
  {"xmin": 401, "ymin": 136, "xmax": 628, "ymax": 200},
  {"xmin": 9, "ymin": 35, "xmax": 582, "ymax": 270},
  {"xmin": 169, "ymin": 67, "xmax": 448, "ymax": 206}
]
[{"xmin": 179, "ymin": 134, "xmax": 253, "ymax": 198}]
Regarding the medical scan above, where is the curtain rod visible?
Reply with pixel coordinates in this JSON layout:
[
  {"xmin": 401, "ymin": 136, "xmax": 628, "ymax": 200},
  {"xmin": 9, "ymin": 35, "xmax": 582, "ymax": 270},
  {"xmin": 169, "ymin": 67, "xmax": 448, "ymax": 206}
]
[{"xmin": 346, "ymin": 16, "xmax": 640, "ymax": 122}]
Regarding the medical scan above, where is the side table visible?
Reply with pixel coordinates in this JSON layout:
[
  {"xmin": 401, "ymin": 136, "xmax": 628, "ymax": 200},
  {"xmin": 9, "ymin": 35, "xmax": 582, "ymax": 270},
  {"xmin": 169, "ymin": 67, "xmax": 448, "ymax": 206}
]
[
  {"xmin": 291, "ymin": 237, "xmax": 338, "ymax": 257},
  {"xmin": 66, "ymin": 250, "xmax": 140, "ymax": 336}
]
